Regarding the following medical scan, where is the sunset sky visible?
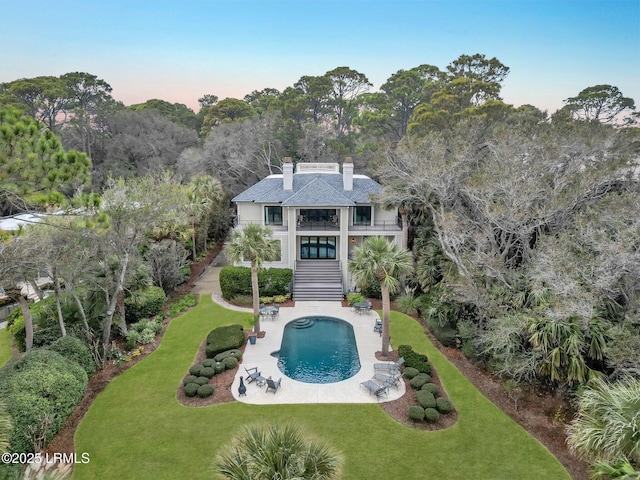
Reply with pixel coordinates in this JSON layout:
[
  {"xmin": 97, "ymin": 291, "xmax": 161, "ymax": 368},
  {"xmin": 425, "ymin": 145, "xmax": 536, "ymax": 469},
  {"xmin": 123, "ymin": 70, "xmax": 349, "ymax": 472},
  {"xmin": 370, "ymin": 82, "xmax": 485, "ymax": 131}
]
[{"xmin": 2, "ymin": 0, "xmax": 638, "ymax": 114}]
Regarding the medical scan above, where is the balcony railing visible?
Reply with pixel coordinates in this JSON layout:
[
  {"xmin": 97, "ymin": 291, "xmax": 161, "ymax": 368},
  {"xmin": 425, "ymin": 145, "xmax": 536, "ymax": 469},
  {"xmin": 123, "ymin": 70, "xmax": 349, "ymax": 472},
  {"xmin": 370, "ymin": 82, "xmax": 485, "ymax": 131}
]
[
  {"xmin": 233, "ymin": 218, "xmax": 402, "ymax": 232},
  {"xmin": 349, "ymin": 220, "xmax": 402, "ymax": 231},
  {"xmin": 296, "ymin": 219, "xmax": 340, "ymax": 231},
  {"xmin": 234, "ymin": 219, "xmax": 288, "ymax": 231}
]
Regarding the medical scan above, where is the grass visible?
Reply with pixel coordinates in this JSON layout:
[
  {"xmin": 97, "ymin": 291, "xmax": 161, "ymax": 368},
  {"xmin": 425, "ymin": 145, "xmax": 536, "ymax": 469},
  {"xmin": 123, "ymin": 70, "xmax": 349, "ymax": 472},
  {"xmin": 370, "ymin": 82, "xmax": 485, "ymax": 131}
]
[
  {"xmin": 73, "ymin": 297, "xmax": 570, "ymax": 479},
  {"xmin": 0, "ymin": 328, "xmax": 12, "ymax": 367}
]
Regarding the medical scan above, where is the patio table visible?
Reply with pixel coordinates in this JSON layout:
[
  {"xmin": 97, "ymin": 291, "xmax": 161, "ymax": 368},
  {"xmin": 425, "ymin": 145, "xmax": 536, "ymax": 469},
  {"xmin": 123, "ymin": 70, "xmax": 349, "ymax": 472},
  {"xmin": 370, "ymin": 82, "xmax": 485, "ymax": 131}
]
[
  {"xmin": 260, "ymin": 306, "xmax": 279, "ymax": 320},
  {"xmin": 353, "ymin": 301, "xmax": 371, "ymax": 315}
]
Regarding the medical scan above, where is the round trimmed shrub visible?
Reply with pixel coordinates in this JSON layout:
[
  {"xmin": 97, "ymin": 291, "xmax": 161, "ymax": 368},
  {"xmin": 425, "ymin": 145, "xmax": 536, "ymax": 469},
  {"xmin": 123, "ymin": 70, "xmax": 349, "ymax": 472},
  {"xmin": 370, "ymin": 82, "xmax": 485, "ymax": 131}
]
[
  {"xmin": 416, "ymin": 390, "xmax": 437, "ymax": 409},
  {"xmin": 421, "ymin": 382, "xmax": 439, "ymax": 395},
  {"xmin": 184, "ymin": 382, "xmax": 199, "ymax": 397},
  {"xmin": 197, "ymin": 384, "xmax": 214, "ymax": 398},
  {"xmin": 408, "ymin": 406, "xmax": 425, "ymax": 422},
  {"xmin": 222, "ymin": 356, "xmax": 238, "ymax": 370},
  {"xmin": 189, "ymin": 364, "xmax": 203, "ymax": 376},
  {"xmin": 183, "ymin": 375, "xmax": 198, "ymax": 386},
  {"xmin": 409, "ymin": 373, "xmax": 431, "ymax": 390},
  {"xmin": 200, "ymin": 367, "xmax": 216, "ymax": 378},
  {"xmin": 213, "ymin": 349, "xmax": 243, "ymax": 362},
  {"xmin": 202, "ymin": 358, "xmax": 216, "ymax": 367},
  {"xmin": 403, "ymin": 367, "xmax": 420, "ymax": 379},
  {"xmin": 194, "ymin": 376, "xmax": 210, "ymax": 385},
  {"xmin": 436, "ymin": 397, "xmax": 453, "ymax": 414},
  {"xmin": 214, "ymin": 362, "xmax": 225, "ymax": 374},
  {"xmin": 424, "ymin": 407, "xmax": 440, "ymax": 423}
]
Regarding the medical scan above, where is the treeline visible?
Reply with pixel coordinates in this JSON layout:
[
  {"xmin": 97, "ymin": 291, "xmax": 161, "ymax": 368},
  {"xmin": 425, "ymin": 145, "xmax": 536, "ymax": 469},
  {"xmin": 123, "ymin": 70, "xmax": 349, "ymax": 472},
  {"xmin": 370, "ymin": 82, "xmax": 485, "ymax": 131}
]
[
  {"xmin": 1, "ymin": 54, "xmax": 639, "ymax": 474},
  {"xmin": 3, "ymin": 56, "xmax": 635, "ymax": 201}
]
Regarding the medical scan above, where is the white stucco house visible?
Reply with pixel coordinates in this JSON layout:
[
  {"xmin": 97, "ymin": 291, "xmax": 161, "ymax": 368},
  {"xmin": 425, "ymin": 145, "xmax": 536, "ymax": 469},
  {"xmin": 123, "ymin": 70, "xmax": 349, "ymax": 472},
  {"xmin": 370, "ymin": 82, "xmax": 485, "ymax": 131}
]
[{"xmin": 231, "ymin": 158, "xmax": 402, "ymax": 300}]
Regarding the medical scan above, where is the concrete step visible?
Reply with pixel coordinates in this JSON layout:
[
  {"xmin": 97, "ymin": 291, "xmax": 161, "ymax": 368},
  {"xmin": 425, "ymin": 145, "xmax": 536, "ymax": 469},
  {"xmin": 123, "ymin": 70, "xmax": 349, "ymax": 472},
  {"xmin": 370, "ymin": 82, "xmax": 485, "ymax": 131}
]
[
  {"xmin": 293, "ymin": 260, "xmax": 343, "ymax": 302},
  {"xmin": 295, "ymin": 275, "xmax": 342, "ymax": 281}
]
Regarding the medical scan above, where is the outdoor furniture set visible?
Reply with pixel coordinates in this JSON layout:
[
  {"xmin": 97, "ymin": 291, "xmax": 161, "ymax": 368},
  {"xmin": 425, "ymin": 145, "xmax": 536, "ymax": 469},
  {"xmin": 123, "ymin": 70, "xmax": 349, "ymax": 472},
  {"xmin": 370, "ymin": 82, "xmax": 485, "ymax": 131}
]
[
  {"xmin": 359, "ymin": 357, "xmax": 404, "ymax": 401},
  {"xmin": 244, "ymin": 366, "xmax": 282, "ymax": 394},
  {"xmin": 259, "ymin": 303, "xmax": 280, "ymax": 321},
  {"xmin": 353, "ymin": 301, "xmax": 372, "ymax": 315}
]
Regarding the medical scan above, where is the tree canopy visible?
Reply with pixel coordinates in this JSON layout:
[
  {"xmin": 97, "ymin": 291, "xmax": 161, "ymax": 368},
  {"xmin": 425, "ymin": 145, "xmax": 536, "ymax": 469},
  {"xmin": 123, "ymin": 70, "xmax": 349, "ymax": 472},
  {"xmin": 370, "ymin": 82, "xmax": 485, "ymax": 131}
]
[{"xmin": 0, "ymin": 108, "xmax": 91, "ymax": 214}]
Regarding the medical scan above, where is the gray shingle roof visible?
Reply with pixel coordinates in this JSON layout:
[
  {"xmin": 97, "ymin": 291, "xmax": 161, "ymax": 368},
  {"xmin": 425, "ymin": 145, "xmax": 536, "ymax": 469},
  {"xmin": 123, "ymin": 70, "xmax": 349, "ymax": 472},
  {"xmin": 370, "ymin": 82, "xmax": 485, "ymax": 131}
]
[{"xmin": 232, "ymin": 173, "xmax": 381, "ymax": 206}]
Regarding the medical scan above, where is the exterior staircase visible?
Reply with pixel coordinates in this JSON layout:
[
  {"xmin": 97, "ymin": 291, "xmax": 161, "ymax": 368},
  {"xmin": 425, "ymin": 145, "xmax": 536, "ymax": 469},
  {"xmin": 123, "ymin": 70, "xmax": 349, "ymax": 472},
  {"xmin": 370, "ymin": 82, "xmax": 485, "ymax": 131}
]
[{"xmin": 293, "ymin": 260, "xmax": 343, "ymax": 301}]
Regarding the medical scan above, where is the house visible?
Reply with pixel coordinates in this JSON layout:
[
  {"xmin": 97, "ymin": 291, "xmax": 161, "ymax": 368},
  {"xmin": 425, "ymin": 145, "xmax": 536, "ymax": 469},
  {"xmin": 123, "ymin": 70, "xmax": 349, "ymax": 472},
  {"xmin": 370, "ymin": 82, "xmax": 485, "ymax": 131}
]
[{"xmin": 231, "ymin": 158, "xmax": 402, "ymax": 301}]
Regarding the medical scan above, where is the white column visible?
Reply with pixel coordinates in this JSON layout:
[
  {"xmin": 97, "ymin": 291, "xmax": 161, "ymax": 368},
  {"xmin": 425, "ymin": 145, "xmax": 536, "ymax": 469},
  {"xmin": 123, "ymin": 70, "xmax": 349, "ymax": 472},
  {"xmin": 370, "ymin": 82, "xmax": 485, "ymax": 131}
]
[
  {"xmin": 288, "ymin": 207, "xmax": 297, "ymax": 270},
  {"xmin": 340, "ymin": 206, "xmax": 350, "ymax": 289}
]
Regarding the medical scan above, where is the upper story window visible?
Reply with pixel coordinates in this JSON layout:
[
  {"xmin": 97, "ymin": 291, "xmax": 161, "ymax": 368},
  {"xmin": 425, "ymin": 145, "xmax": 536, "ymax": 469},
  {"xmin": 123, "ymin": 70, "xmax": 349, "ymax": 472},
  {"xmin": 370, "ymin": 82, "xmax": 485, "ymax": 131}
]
[
  {"xmin": 265, "ymin": 206, "xmax": 283, "ymax": 225},
  {"xmin": 354, "ymin": 205, "xmax": 371, "ymax": 225}
]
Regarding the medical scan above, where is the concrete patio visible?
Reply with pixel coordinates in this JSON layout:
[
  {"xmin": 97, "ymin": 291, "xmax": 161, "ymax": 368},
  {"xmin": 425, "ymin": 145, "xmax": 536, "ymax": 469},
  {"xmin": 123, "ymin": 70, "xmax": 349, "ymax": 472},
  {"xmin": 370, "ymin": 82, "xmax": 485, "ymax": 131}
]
[
  {"xmin": 192, "ymin": 251, "xmax": 405, "ymax": 405},
  {"xmin": 230, "ymin": 301, "xmax": 405, "ymax": 405}
]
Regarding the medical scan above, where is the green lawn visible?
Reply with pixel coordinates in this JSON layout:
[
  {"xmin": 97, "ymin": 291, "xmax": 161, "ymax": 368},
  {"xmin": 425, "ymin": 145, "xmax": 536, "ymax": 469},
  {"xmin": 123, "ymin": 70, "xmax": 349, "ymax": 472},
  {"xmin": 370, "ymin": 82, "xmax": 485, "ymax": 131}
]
[
  {"xmin": 0, "ymin": 327, "xmax": 13, "ymax": 367},
  {"xmin": 73, "ymin": 296, "xmax": 570, "ymax": 479}
]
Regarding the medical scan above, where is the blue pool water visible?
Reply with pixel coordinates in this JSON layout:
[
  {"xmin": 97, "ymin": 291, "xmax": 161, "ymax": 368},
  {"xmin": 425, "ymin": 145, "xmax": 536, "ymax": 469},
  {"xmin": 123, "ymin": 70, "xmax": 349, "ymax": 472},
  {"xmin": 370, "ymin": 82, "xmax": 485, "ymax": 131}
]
[{"xmin": 275, "ymin": 316, "xmax": 361, "ymax": 384}]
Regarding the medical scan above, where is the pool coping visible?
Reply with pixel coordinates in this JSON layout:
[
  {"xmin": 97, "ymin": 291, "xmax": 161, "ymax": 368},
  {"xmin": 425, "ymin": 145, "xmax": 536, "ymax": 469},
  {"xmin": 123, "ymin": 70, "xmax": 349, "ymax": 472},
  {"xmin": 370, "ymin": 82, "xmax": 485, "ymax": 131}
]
[{"xmin": 231, "ymin": 301, "xmax": 406, "ymax": 405}]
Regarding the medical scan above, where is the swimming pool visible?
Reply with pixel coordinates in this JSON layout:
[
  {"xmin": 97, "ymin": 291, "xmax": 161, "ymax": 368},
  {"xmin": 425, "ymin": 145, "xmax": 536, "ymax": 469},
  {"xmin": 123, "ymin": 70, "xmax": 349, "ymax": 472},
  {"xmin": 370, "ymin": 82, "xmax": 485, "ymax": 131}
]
[{"xmin": 275, "ymin": 316, "xmax": 361, "ymax": 384}]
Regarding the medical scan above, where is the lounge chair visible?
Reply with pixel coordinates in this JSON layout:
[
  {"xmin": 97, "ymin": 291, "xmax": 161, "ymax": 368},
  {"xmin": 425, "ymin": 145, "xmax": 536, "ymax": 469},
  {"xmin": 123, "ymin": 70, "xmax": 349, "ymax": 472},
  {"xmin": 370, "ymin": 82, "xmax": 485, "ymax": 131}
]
[
  {"xmin": 373, "ymin": 320, "xmax": 382, "ymax": 336},
  {"xmin": 244, "ymin": 367, "xmax": 262, "ymax": 384},
  {"xmin": 265, "ymin": 377, "xmax": 282, "ymax": 394},
  {"xmin": 373, "ymin": 357, "xmax": 405, "ymax": 375},
  {"xmin": 373, "ymin": 372, "xmax": 401, "ymax": 389},
  {"xmin": 360, "ymin": 380, "xmax": 388, "ymax": 400}
]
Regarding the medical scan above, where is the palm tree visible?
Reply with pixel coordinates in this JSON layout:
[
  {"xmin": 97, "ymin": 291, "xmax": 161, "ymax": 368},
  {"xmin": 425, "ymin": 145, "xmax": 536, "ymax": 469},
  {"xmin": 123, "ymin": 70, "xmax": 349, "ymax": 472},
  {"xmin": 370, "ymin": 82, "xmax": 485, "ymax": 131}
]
[
  {"xmin": 591, "ymin": 457, "xmax": 640, "ymax": 479},
  {"xmin": 188, "ymin": 175, "xmax": 223, "ymax": 257},
  {"xmin": 227, "ymin": 224, "xmax": 280, "ymax": 333},
  {"xmin": 567, "ymin": 377, "xmax": 640, "ymax": 466},
  {"xmin": 348, "ymin": 236, "xmax": 413, "ymax": 356},
  {"xmin": 214, "ymin": 422, "xmax": 343, "ymax": 480}
]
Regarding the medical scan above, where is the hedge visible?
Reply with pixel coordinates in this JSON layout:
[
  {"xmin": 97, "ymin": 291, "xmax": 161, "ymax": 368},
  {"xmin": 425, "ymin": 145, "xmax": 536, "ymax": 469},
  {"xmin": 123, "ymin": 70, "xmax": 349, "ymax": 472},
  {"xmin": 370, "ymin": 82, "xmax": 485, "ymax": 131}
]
[
  {"xmin": 213, "ymin": 349, "xmax": 243, "ymax": 362},
  {"xmin": 197, "ymin": 384, "xmax": 214, "ymax": 398},
  {"xmin": 408, "ymin": 406, "xmax": 425, "ymax": 422},
  {"xmin": 205, "ymin": 325, "xmax": 245, "ymax": 359},
  {"xmin": 426, "ymin": 317, "xmax": 458, "ymax": 347},
  {"xmin": 183, "ymin": 375, "xmax": 198, "ymax": 386},
  {"xmin": 222, "ymin": 356, "xmax": 238, "ymax": 370},
  {"xmin": 416, "ymin": 390, "xmax": 437, "ymax": 409},
  {"xmin": 402, "ymin": 367, "xmax": 420, "ymax": 379},
  {"xmin": 124, "ymin": 286, "xmax": 166, "ymax": 323},
  {"xmin": 184, "ymin": 383, "xmax": 199, "ymax": 397},
  {"xmin": 421, "ymin": 383, "xmax": 439, "ymax": 396},
  {"xmin": 409, "ymin": 373, "xmax": 431, "ymax": 390},
  {"xmin": 48, "ymin": 336, "xmax": 96, "ymax": 375},
  {"xmin": 424, "ymin": 407, "xmax": 440, "ymax": 423},
  {"xmin": 219, "ymin": 266, "xmax": 292, "ymax": 300},
  {"xmin": 436, "ymin": 397, "xmax": 453, "ymax": 414},
  {"xmin": 0, "ymin": 349, "xmax": 88, "ymax": 453}
]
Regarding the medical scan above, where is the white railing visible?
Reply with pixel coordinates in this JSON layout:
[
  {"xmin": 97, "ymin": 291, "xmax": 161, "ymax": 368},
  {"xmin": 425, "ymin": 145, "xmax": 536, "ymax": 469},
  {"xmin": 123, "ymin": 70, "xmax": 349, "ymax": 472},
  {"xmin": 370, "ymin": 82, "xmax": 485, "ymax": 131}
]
[
  {"xmin": 349, "ymin": 220, "xmax": 402, "ymax": 231},
  {"xmin": 296, "ymin": 163, "xmax": 340, "ymax": 174}
]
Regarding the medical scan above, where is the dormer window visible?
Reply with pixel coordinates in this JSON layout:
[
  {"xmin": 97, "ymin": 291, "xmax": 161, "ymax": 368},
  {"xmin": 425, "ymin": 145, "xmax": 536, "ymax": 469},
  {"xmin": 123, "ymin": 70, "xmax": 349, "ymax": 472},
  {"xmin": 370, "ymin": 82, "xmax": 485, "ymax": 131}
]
[{"xmin": 265, "ymin": 206, "xmax": 283, "ymax": 225}]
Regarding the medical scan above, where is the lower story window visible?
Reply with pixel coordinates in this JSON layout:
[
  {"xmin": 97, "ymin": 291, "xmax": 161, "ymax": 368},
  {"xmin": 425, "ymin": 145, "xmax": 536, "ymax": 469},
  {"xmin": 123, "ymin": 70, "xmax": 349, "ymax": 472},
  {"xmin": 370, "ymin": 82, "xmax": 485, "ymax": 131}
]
[{"xmin": 300, "ymin": 236, "xmax": 336, "ymax": 259}]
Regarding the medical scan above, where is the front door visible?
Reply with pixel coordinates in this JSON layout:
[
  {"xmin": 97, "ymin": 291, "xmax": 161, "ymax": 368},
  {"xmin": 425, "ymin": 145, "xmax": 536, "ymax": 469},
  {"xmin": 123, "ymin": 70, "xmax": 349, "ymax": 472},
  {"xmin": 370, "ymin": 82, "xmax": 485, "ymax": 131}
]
[{"xmin": 300, "ymin": 236, "xmax": 336, "ymax": 259}]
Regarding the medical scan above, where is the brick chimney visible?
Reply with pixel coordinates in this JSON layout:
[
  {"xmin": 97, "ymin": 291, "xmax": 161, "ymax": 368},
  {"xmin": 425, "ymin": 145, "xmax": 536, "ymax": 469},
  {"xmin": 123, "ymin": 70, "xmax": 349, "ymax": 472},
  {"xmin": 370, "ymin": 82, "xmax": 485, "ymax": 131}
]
[
  {"xmin": 342, "ymin": 157, "xmax": 353, "ymax": 191},
  {"xmin": 283, "ymin": 157, "xmax": 293, "ymax": 191}
]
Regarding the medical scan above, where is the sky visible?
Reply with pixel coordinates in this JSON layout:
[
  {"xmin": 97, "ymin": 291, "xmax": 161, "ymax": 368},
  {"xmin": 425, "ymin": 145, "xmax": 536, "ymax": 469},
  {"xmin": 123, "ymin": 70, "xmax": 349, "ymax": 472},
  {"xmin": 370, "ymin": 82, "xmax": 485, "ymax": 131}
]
[{"xmin": 1, "ymin": 0, "xmax": 639, "ymax": 114}]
